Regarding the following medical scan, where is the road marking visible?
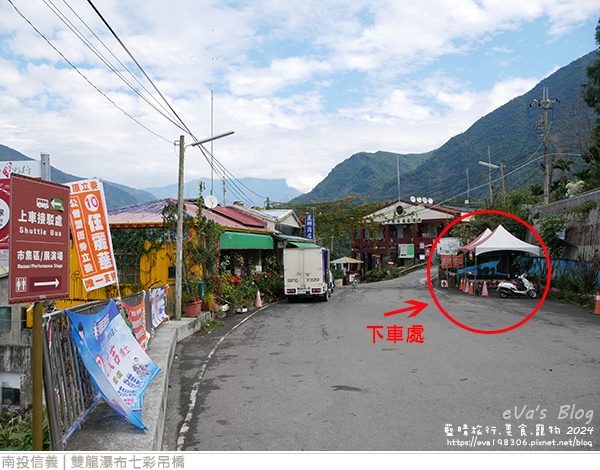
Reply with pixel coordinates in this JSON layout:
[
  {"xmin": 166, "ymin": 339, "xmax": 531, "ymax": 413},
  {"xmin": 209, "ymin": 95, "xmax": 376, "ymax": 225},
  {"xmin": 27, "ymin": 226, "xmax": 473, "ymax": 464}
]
[{"xmin": 176, "ymin": 305, "xmax": 270, "ymax": 451}]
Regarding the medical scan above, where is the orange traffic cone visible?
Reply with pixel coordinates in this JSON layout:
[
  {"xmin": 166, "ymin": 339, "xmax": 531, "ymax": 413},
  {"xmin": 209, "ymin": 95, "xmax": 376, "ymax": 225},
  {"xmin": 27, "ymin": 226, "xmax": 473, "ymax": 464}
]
[
  {"xmin": 459, "ymin": 278, "xmax": 464, "ymax": 291},
  {"xmin": 464, "ymin": 279, "xmax": 470, "ymax": 293},
  {"xmin": 469, "ymin": 280, "xmax": 475, "ymax": 295},
  {"xmin": 591, "ymin": 292, "xmax": 600, "ymax": 315},
  {"xmin": 255, "ymin": 289, "xmax": 263, "ymax": 308},
  {"xmin": 481, "ymin": 281, "xmax": 489, "ymax": 297}
]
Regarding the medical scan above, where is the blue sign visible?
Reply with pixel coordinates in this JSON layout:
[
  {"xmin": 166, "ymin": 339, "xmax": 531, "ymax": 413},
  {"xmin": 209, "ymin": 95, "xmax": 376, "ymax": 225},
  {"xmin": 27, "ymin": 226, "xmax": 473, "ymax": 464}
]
[
  {"xmin": 305, "ymin": 213, "xmax": 315, "ymax": 240},
  {"xmin": 67, "ymin": 300, "xmax": 160, "ymax": 429}
]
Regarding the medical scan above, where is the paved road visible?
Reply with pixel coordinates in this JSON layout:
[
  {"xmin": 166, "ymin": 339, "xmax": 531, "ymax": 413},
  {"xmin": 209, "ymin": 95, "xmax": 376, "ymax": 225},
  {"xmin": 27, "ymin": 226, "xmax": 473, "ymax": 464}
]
[{"xmin": 163, "ymin": 268, "xmax": 600, "ymax": 451}]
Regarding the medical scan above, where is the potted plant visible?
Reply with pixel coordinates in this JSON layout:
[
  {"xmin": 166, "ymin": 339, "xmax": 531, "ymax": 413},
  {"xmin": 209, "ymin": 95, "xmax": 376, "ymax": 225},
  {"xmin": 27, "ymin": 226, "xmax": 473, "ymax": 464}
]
[
  {"xmin": 202, "ymin": 292, "xmax": 216, "ymax": 312},
  {"xmin": 162, "ymin": 182, "xmax": 224, "ymax": 319},
  {"xmin": 182, "ymin": 280, "xmax": 202, "ymax": 317}
]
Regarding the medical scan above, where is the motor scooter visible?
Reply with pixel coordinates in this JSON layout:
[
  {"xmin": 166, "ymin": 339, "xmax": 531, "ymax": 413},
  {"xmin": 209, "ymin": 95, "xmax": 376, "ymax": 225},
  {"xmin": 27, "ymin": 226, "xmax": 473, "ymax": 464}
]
[{"xmin": 497, "ymin": 273, "xmax": 537, "ymax": 298}]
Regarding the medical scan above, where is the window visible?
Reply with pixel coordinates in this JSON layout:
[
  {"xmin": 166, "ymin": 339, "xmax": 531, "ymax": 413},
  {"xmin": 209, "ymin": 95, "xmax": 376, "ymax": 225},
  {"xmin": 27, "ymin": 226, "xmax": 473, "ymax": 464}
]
[
  {"xmin": 21, "ymin": 307, "xmax": 30, "ymax": 330},
  {"xmin": 116, "ymin": 261, "xmax": 141, "ymax": 285},
  {"xmin": 0, "ymin": 306, "xmax": 11, "ymax": 330},
  {"xmin": 1, "ymin": 387, "xmax": 20, "ymax": 406},
  {"xmin": 168, "ymin": 265, "xmax": 176, "ymax": 280}
]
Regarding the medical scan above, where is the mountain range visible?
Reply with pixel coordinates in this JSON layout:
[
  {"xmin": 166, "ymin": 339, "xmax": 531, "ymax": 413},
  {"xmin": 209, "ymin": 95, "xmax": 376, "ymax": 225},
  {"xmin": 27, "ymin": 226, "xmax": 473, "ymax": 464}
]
[
  {"xmin": 0, "ymin": 144, "xmax": 157, "ymax": 209},
  {"xmin": 0, "ymin": 144, "xmax": 301, "ymax": 209},
  {"xmin": 142, "ymin": 177, "xmax": 301, "ymax": 206},
  {"xmin": 292, "ymin": 50, "xmax": 598, "ymax": 205}
]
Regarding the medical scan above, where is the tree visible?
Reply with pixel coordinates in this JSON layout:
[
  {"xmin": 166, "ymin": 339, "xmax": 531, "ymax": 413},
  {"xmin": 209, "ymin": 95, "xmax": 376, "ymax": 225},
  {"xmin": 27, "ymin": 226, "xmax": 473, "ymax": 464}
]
[
  {"xmin": 578, "ymin": 17, "xmax": 600, "ymax": 191},
  {"xmin": 582, "ymin": 18, "xmax": 600, "ymax": 118},
  {"xmin": 450, "ymin": 188, "xmax": 541, "ymax": 244},
  {"xmin": 275, "ymin": 197, "xmax": 388, "ymax": 259}
]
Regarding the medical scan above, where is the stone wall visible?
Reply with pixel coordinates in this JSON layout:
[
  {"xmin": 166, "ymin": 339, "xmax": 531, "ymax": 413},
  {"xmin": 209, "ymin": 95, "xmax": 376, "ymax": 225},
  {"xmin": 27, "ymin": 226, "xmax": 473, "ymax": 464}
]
[
  {"xmin": 0, "ymin": 276, "xmax": 32, "ymax": 408},
  {"xmin": 531, "ymin": 188, "xmax": 600, "ymax": 262}
]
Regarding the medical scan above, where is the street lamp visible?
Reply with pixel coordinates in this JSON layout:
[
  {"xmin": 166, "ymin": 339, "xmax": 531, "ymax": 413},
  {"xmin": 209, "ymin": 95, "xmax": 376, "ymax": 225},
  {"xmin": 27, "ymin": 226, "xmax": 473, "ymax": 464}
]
[
  {"xmin": 175, "ymin": 131, "xmax": 234, "ymax": 320},
  {"xmin": 478, "ymin": 160, "xmax": 500, "ymax": 201}
]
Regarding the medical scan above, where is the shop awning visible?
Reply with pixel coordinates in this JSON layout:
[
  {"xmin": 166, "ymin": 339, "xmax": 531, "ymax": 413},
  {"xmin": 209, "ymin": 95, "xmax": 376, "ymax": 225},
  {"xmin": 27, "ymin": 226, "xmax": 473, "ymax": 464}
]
[
  {"xmin": 288, "ymin": 241, "xmax": 321, "ymax": 249},
  {"xmin": 220, "ymin": 232, "xmax": 274, "ymax": 250}
]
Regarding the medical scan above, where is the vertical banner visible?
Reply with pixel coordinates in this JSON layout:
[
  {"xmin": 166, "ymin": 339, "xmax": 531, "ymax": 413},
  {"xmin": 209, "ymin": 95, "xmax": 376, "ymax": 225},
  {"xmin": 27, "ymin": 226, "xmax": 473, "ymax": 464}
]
[
  {"xmin": 66, "ymin": 179, "xmax": 118, "ymax": 291},
  {"xmin": 66, "ymin": 300, "xmax": 160, "ymax": 429},
  {"xmin": 305, "ymin": 213, "xmax": 315, "ymax": 240},
  {"xmin": 150, "ymin": 285, "xmax": 169, "ymax": 329},
  {"xmin": 0, "ymin": 161, "xmax": 42, "ymax": 267},
  {"xmin": 121, "ymin": 294, "xmax": 149, "ymax": 351}
]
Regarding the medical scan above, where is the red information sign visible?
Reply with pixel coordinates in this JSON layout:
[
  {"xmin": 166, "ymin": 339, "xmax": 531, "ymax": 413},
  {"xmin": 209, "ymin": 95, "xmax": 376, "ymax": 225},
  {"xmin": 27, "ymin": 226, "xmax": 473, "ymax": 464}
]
[
  {"xmin": 441, "ymin": 255, "xmax": 452, "ymax": 268},
  {"xmin": 9, "ymin": 174, "xmax": 70, "ymax": 303},
  {"xmin": 452, "ymin": 254, "xmax": 463, "ymax": 269}
]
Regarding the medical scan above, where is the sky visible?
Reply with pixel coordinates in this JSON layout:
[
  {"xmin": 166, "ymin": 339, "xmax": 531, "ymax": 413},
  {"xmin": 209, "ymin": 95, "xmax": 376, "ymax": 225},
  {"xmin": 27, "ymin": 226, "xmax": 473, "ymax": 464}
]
[{"xmin": 0, "ymin": 1, "xmax": 598, "ymax": 205}]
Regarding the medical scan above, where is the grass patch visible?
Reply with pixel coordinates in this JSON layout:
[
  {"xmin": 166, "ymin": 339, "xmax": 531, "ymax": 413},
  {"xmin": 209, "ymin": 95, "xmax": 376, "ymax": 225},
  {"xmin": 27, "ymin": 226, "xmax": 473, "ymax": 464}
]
[{"xmin": 200, "ymin": 319, "xmax": 225, "ymax": 332}]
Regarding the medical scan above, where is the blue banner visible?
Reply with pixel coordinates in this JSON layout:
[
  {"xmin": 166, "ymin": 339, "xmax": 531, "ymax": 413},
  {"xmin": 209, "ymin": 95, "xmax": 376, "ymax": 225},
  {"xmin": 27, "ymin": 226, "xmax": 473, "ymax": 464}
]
[
  {"xmin": 67, "ymin": 300, "xmax": 160, "ymax": 429},
  {"xmin": 305, "ymin": 213, "xmax": 314, "ymax": 240}
]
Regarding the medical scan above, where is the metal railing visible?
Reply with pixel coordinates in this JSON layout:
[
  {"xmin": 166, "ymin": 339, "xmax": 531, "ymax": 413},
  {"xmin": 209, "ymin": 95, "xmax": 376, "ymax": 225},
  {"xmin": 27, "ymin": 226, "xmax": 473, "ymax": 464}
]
[{"xmin": 42, "ymin": 285, "xmax": 173, "ymax": 450}]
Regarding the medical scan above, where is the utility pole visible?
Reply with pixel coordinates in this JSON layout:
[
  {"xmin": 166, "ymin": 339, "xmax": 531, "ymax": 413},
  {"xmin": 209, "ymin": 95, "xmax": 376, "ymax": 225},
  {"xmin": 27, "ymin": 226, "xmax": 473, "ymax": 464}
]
[
  {"xmin": 465, "ymin": 168, "xmax": 470, "ymax": 207},
  {"xmin": 176, "ymin": 136, "xmax": 185, "ymax": 321},
  {"xmin": 32, "ymin": 152, "xmax": 51, "ymax": 450},
  {"xmin": 501, "ymin": 163, "xmax": 506, "ymax": 206},
  {"xmin": 531, "ymin": 87, "xmax": 559, "ymax": 204},
  {"xmin": 478, "ymin": 149, "xmax": 499, "ymax": 205},
  {"xmin": 487, "ymin": 147, "xmax": 492, "ymax": 200},
  {"xmin": 397, "ymin": 152, "xmax": 401, "ymax": 201}
]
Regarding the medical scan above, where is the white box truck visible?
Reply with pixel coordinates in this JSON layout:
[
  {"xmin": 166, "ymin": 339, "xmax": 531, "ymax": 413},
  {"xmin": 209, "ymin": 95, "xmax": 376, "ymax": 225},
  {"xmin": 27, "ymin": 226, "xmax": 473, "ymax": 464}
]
[{"xmin": 284, "ymin": 246, "xmax": 331, "ymax": 302}]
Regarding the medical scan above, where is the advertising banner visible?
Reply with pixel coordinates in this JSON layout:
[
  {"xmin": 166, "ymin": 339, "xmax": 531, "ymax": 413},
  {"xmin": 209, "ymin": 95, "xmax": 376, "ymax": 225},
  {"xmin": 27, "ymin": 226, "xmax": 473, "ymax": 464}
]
[
  {"xmin": 0, "ymin": 161, "xmax": 42, "ymax": 266},
  {"xmin": 305, "ymin": 213, "xmax": 315, "ymax": 240},
  {"xmin": 150, "ymin": 285, "xmax": 169, "ymax": 329},
  {"xmin": 121, "ymin": 295, "xmax": 149, "ymax": 351},
  {"xmin": 67, "ymin": 300, "xmax": 160, "ymax": 429},
  {"xmin": 66, "ymin": 179, "xmax": 118, "ymax": 291}
]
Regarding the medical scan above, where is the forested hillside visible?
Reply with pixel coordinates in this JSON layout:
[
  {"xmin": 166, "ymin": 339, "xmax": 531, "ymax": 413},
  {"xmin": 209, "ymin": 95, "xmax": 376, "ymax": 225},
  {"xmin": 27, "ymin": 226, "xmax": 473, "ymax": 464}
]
[{"xmin": 294, "ymin": 50, "xmax": 598, "ymax": 205}]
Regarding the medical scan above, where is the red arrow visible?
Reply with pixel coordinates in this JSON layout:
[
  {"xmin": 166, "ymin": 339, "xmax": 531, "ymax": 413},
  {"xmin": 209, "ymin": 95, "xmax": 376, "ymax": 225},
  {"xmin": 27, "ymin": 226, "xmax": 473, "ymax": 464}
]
[{"xmin": 384, "ymin": 300, "xmax": 428, "ymax": 318}]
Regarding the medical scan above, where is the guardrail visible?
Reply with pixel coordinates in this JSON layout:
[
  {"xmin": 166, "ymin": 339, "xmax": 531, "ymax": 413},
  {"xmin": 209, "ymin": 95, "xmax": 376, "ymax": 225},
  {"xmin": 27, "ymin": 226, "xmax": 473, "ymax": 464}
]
[{"xmin": 42, "ymin": 286, "xmax": 173, "ymax": 450}]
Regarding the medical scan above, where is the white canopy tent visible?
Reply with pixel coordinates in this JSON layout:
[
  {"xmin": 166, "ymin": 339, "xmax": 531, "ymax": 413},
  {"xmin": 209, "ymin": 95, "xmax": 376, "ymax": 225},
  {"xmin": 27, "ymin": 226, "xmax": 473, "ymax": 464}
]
[
  {"xmin": 332, "ymin": 256, "xmax": 363, "ymax": 276},
  {"xmin": 475, "ymin": 224, "xmax": 540, "ymax": 256},
  {"xmin": 332, "ymin": 257, "xmax": 364, "ymax": 265},
  {"xmin": 457, "ymin": 228, "xmax": 492, "ymax": 255}
]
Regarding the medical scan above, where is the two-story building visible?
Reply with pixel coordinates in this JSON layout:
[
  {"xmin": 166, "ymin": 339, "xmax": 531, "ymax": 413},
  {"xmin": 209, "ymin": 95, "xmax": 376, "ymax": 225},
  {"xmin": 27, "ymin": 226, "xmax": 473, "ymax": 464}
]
[{"xmin": 351, "ymin": 199, "xmax": 465, "ymax": 276}]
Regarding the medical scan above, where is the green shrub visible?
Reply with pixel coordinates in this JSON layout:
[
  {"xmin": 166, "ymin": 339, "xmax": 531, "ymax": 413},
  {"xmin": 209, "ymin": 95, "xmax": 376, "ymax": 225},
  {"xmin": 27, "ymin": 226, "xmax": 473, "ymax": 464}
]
[{"xmin": 0, "ymin": 406, "xmax": 50, "ymax": 451}]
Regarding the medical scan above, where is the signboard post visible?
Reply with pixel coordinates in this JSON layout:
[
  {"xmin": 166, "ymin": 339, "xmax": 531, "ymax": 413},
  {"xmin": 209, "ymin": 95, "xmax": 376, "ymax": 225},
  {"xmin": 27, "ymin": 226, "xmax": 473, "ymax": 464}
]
[
  {"xmin": 8, "ymin": 174, "xmax": 70, "ymax": 303},
  {"xmin": 398, "ymin": 243, "xmax": 415, "ymax": 259},
  {"xmin": 8, "ymin": 173, "xmax": 70, "ymax": 451}
]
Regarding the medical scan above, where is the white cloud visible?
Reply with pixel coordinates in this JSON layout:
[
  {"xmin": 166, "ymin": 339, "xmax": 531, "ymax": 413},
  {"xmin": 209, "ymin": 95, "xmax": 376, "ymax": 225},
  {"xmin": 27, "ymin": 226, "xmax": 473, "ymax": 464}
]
[{"xmin": 0, "ymin": 0, "xmax": 597, "ymax": 198}]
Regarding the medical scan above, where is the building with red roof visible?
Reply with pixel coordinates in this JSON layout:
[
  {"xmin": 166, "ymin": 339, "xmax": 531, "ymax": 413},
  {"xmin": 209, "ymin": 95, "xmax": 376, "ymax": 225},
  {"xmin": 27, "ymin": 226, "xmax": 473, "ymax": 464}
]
[{"xmin": 352, "ymin": 199, "xmax": 466, "ymax": 276}]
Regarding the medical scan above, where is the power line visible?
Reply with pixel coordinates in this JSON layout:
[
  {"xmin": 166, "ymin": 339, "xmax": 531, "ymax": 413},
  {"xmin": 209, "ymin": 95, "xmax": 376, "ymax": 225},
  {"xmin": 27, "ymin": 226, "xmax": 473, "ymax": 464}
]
[
  {"xmin": 9, "ymin": 0, "xmax": 264, "ymax": 205},
  {"xmin": 84, "ymin": 0, "xmax": 193, "ymax": 136},
  {"xmin": 84, "ymin": 0, "xmax": 266, "ymax": 204},
  {"xmin": 43, "ymin": 0, "xmax": 190, "ymax": 132},
  {"xmin": 6, "ymin": 0, "xmax": 172, "ymax": 143}
]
